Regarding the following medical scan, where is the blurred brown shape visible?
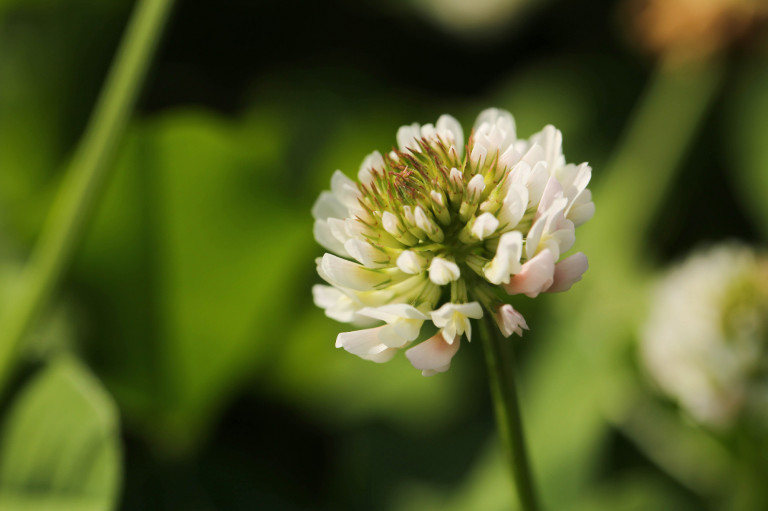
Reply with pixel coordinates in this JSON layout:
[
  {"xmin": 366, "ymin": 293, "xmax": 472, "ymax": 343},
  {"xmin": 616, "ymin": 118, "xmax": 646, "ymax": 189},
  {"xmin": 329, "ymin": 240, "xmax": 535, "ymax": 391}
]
[{"xmin": 624, "ymin": 0, "xmax": 768, "ymax": 62}]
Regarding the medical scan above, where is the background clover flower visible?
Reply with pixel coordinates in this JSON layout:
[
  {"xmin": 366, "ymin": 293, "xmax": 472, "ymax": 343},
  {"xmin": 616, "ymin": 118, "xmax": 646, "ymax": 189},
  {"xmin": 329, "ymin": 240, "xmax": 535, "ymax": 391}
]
[
  {"xmin": 313, "ymin": 108, "xmax": 593, "ymax": 375},
  {"xmin": 641, "ymin": 244, "xmax": 768, "ymax": 430}
]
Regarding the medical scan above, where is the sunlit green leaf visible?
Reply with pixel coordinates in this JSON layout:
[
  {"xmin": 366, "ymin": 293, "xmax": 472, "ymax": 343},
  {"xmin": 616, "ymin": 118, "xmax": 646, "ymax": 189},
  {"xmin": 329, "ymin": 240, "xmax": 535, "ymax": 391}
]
[{"xmin": 0, "ymin": 357, "xmax": 121, "ymax": 511}]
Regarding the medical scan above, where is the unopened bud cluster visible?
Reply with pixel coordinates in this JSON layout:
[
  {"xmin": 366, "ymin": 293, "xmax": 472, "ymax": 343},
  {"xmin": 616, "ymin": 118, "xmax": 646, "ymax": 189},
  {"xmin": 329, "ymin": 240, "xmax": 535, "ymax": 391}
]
[{"xmin": 313, "ymin": 108, "xmax": 593, "ymax": 375}]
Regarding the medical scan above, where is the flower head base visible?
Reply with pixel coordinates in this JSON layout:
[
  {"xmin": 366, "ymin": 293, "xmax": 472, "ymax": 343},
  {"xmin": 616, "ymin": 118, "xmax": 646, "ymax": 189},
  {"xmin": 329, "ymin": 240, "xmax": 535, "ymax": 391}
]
[
  {"xmin": 641, "ymin": 244, "xmax": 768, "ymax": 430},
  {"xmin": 313, "ymin": 108, "xmax": 593, "ymax": 375}
]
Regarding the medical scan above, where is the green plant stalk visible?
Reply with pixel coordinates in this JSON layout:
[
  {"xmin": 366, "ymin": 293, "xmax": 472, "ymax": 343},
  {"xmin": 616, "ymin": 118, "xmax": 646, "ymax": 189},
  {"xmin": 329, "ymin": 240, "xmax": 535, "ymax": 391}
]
[
  {"xmin": 527, "ymin": 58, "xmax": 726, "ymax": 509},
  {"xmin": 479, "ymin": 315, "xmax": 540, "ymax": 511},
  {"xmin": 0, "ymin": 0, "xmax": 175, "ymax": 394}
]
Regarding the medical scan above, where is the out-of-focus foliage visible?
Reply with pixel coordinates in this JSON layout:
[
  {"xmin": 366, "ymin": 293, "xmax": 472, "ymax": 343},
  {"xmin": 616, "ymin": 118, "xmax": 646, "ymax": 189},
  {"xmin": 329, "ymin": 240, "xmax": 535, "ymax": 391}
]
[
  {"xmin": 1, "ymin": 0, "xmax": 767, "ymax": 510},
  {"xmin": 0, "ymin": 357, "xmax": 121, "ymax": 511},
  {"xmin": 727, "ymin": 53, "xmax": 768, "ymax": 240}
]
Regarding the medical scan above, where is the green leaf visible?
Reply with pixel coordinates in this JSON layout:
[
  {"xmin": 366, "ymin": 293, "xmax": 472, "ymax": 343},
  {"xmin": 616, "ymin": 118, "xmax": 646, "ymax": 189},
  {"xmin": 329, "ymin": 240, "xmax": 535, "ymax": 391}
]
[
  {"xmin": 726, "ymin": 54, "xmax": 768, "ymax": 241},
  {"xmin": 0, "ymin": 357, "xmax": 121, "ymax": 511},
  {"xmin": 77, "ymin": 108, "xmax": 313, "ymax": 453}
]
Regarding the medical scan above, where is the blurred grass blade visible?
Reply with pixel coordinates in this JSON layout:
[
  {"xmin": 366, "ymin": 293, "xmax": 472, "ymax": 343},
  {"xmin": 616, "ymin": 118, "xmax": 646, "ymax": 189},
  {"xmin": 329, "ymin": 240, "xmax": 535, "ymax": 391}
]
[
  {"xmin": 0, "ymin": 357, "xmax": 121, "ymax": 511},
  {"xmin": 726, "ymin": 54, "xmax": 768, "ymax": 241},
  {"xmin": 0, "ymin": 0, "xmax": 174, "ymax": 393},
  {"xmin": 523, "ymin": 59, "xmax": 725, "ymax": 509}
]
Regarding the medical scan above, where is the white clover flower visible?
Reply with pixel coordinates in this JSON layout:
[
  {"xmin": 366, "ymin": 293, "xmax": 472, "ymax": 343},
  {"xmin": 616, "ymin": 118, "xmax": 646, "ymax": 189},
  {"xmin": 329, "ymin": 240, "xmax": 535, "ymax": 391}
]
[
  {"xmin": 641, "ymin": 244, "xmax": 768, "ymax": 429},
  {"xmin": 313, "ymin": 108, "xmax": 593, "ymax": 375}
]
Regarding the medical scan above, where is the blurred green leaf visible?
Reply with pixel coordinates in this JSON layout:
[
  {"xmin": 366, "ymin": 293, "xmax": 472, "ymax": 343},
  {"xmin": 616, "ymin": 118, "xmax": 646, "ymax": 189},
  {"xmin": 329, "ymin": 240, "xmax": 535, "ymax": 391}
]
[
  {"xmin": 389, "ymin": 439, "xmax": 513, "ymax": 511},
  {"xmin": 78, "ymin": 108, "xmax": 312, "ymax": 453},
  {"xmin": 0, "ymin": 356, "xmax": 121, "ymax": 511},
  {"xmin": 726, "ymin": 54, "xmax": 768, "ymax": 241},
  {"xmin": 265, "ymin": 306, "xmax": 464, "ymax": 430},
  {"xmin": 0, "ymin": 0, "xmax": 128, "ymax": 239},
  {"xmin": 569, "ymin": 473, "xmax": 696, "ymax": 511}
]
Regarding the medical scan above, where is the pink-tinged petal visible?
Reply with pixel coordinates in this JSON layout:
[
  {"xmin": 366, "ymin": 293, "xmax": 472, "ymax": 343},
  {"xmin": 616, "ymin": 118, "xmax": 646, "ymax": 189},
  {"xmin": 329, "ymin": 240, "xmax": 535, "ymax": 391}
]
[
  {"xmin": 546, "ymin": 252, "xmax": 588, "ymax": 293},
  {"xmin": 503, "ymin": 249, "xmax": 556, "ymax": 298},
  {"xmin": 495, "ymin": 304, "xmax": 529, "ymax": 337},
  {"xmin": 405, "ymin": 332, "xmax": 461, "ymax": 376}
]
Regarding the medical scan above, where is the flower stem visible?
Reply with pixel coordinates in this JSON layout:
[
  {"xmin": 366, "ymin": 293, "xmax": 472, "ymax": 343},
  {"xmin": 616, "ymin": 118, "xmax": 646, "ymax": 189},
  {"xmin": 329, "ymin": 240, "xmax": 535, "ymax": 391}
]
[
  {"xmin": 479, "ymin": 315, "xmax": 540, "ymax": 511},
  {"xmin": 0, "ymin": 0, "xmax": 175, "ymax": 394}
]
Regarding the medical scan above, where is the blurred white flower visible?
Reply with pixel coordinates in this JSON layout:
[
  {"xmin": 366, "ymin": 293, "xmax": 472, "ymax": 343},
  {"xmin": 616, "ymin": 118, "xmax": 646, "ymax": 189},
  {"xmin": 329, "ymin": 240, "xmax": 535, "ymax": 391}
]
[
  {"xmin": 313, "ymin": 108, "xmax": 593, "ymax": 374},
  {"xmin": 641, "ymin": 244, "xmax": 768, "ymax": 429},
  {"xmin": 411, "ymin": 0, "xmax": 537, "ymax": 38}
]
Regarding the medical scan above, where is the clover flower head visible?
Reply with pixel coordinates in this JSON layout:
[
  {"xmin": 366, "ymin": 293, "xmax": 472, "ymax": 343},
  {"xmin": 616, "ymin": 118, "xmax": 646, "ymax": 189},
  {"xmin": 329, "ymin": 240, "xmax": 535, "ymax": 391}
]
[
  {"xmin": 641, "ymin": 244, "xmax": 768, "ymax": 429},
  {"xmin": 313, "ymin": 108, "xmax": 593, "ymax": 375}
]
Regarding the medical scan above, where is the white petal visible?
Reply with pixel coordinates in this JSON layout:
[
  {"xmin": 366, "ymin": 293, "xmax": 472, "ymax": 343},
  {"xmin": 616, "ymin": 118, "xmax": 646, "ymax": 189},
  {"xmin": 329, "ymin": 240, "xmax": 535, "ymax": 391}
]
[
  {"xmin": 397, "ymin": 123, "xmax": 421, "ymax": 151},
  {"xmin": 344, "ymin": 239, "xmax": 388, "ymax": 268},
  {"xmin": 376, "ymin": 324, "xmax": 413, "ymax": 348},
  {"xmin": 546, "ymin": 252, "xmax": 588, "ymax": 293},
  {"xmin": 530, "ymin": 125, "xmax": 565, "ymax": 172},
  {"xmin": 344, "ymin": 217, "xmax": 368, "ymax": 238},
  {"xmin": 471, "ymin": 212, "xmax": 499, "ymax": 240},
  {"xmin": 473, "ymin": 108, "xmax": 516, "ymax": 140},
  {"xmin": 503, "ymin": 249, "xmax": 556, "ymax": 298},
  {"xmin": 430, "ymin": 189, "xmax": 445, "ymax": 208},
  {"xmin": 358, "ymin": 304, "xmax": 429, "ymax": 347},
  {"xmin": 318, "ymin": 254, "xmax": 388, "ymax": 291},
  {"xmin": 313, "ymin": 219, "xmax": 349, "ymax": 256},
  {"xmin": 497, "ymin": 183, "xmax": 528, "ymax": 228},
  {"xmin": 566, "ymin": 188, "xmax": 595, "ymax": 227},
  {"xmin": 311, "ymin": 191, "xmax": 348, "ymax": 221},
  {"xmin": 358, "ymin": 150, "xmax": 384, "ymax": 184},
  {"xmin": 397, "ymin": 250, "xmax": 426, "ymax": 274},
  {"xmin": 430, "ymin": 302, "xmax": 483, "ymax": 342},
  {"xmin": 470, "ymin": 143, "xmax": 488, "ymax": 166},
  {"xmin": 327, "ymin": 217, "xmax": 351, "ymax": 246},
  {"xmin": 525, "ymin": 161, "xmax": 549, "ymax": 208},
  {"xmin": 536, "ymin": 176, "xmax": 564, "ymax": 219},
  {"xmin": 358, "ymin": 304, "xmax": 429, "ymax": 322},
  {"xmin": 336, "ymin": 327, "xmax": 397, "ymax": 362},
  {"xmin": 405, "ymin": 332, "xmax": 461, "ymax": 376},
  {"xmin": 313, "ymin": 285, "xmax": 375, "ymax": 326},
  {"xmin": 414, "ymin": 206, "xmax": 432, "ymax": 233},
  {"xmin": 449, "ymin": 167, "xmax": 463, "ymax": 186},
  {"xmin": 484, "ymin": 231, "xmax": 523, "ymax": 284},
  {"xmin": 525, "ymin": 216, "xmax": 547, "ymax": 260},
  {"xmin": 436, "ymin": 114, "xmax": 464, "ymax": 152},
  {"xmin": 467, "ymin": 174, "xmax": 486, "ymax": 200},
  {"xmin": 330, "ymin": 170, "xmax": 360, "ymax": 208},
  {"xmin": 428, "ymin": 257, "xmax": 461, "ymax": 285}
]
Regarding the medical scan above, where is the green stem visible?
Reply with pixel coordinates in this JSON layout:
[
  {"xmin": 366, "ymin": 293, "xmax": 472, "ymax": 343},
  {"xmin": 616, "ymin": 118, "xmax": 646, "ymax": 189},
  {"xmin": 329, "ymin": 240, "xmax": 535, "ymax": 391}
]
[
  {"xmin": 0, "ymin": 0, "xmax": 175, "ymax": 394},
  {"xmin": 479, "ymin": 316, "xmax": 540, "ymax": 511}
]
